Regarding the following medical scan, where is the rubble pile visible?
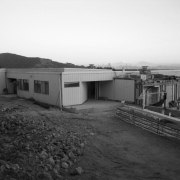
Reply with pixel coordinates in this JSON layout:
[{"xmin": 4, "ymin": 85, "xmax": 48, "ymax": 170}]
[
  {"xmin": 0, "ymin": 104, "xmax": 25, "ymax": 113},
  {"xmin": 0, "ymin": 110, "xmax": 88, "ymax": 180}
]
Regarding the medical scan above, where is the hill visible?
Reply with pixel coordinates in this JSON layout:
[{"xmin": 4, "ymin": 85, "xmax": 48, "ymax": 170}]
[{"xmin": 0, "ymin": 53, "xmax": 85, "ymax": 68}]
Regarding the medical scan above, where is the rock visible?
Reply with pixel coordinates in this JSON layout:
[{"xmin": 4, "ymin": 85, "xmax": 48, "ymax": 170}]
[
  {"xmin": 5, "ymin": 163, "xmax": 10, "ymax": 169},
  {"xmin": 0, "ymin": 165, "xmax": 6, "ymax": 172},
  {"xmin": 48, "ymin": 157, "xmax": 55, "ymax": 166},
  {"xmin": 3, "ymin": 143, "xmax": 14, "ymax": 150},
  {"xmin": 54, "ymin": 173, "xmax": 63, "ymax": 180},
  {"xmin": 70, "ymin": 167, "xmax": 83, "ymax": 176},
  {"xmin": 90, "ymin": 132, "xmax": 95, "ymax": 136},
  {"xmin": 0, "ymin": 159, "xmax": 6, "ymax": 165},
  {"xmin": 68, "ymin": 151, "xmax": 75, "ymax": 160},
  {"xmin": 53, "ymin": 168, "xmax": 58, "ymax": 175},
  {"xmin": 11, "ymin": 163, "xmax": 20, "ymax": 172},
  {"xmin": 39, "ymin": 150, "xmax": 48, "ymax": 160},
  {"xmin": 37, "ymin": 172, "xmax": 53, "ymax": 180},
  {"xmin": 80, "ymin": 143, "xmax": 85, "ymax": 148},
  {"xmin": 46, "ymin": 163, "xmax": 53, "ymax": 170},
  {"xmin": 26, "ymin": 135, "xmax": 31, "ymax": 140},
  {"xmin": 54, "ymin": 164, "xmax": 60, "ymax": 172},
  {"xmin": 68, "ymin": 160, "xmax": 73, "ymax": 167},
  {"xmin": 61, "ymin": 155, "xmax": 69, "ymax": 162},
  {"xmin": 61, "ymin": 162, "xmax": 69, "ymax": 169},
  {"xmin": 76, "ymin": 167, "xmax": 83, "ymax": 175},
  {"xmin": 76, "ymin": 148, "xmax": 83, "ymax": 156}
]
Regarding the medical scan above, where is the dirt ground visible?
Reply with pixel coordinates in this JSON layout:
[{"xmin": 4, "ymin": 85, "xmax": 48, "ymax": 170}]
[{"xmin": 1, "ymin": 96, "xmax": 180, "ymax": 180}]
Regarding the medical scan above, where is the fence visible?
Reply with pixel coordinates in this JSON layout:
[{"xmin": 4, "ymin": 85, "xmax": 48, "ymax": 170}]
[{"xmin": 116, "ymin": 105, "xmax": 180, "ymax": 140}]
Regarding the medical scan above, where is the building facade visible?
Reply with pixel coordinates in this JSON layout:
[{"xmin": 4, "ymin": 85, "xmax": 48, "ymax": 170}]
[
  {"xmin": 1, "ymin": 67, "xmax": 180, "ymax": 109},
  {"xmin": 0, "ymin": 68, "xmax": 125, "ymax": 107}
]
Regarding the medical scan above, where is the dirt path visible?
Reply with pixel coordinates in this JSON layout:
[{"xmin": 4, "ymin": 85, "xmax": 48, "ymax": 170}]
[
  {"xmin": 1, "ymin": 96, "xmax": 180, "ymax": 180},
  {"xmin": 68, "ymin": 106, "xmax": 180, "ymax": 180}
]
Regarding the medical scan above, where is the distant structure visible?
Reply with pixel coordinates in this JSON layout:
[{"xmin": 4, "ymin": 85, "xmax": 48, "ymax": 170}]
[{"xmin": 115, "ymin": 66, "xmax": 180, "ymax": 108}]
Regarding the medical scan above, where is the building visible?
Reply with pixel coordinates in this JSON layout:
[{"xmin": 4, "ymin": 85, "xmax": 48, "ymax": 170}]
[
  {"xmin": 0, "ymin": 67, "xmax": 180, "ymax": 109},
  {"xmin": 114, "ymin": 67, "xmax": 180, "ymax": 108},
  {"xmin": 0, "ymin": 68, "xmax": 126, "ymax": 107}
]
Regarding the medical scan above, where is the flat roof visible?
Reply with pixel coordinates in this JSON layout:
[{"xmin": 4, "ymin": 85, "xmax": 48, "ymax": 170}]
[{"xmin": 6, "ymin": 68, "xmax": 113, "ymax": 73}]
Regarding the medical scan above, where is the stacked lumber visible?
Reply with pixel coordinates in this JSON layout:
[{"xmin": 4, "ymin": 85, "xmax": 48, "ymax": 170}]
[{"xmin": 116, "ymin": 105, "xmax": 180, "ymax": 140}]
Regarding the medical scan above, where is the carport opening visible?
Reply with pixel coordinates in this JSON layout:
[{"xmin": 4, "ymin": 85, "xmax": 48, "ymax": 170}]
[{"xmin": 87, "ymin": 81, "xmax": 99, "ymax": 100}]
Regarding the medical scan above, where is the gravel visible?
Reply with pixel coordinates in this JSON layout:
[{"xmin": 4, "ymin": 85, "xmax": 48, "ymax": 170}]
[{"xmin": 0, "ymin": 102, "xmax": 92, "ymax": 180}]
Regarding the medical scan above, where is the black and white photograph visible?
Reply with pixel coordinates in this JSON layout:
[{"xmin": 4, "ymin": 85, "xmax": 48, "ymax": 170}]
[{"xmin": 0, "ymin": 0, "xmax": 180, "ymax": 179}]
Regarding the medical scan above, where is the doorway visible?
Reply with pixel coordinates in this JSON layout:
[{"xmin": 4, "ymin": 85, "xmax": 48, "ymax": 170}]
[
  {"xmin": 7, "ymin": 78, "xmax": 17, "ymax": 94},
  {"xmin": 87, "ymin": 82, "xmax": 99, "ymax": 100}
]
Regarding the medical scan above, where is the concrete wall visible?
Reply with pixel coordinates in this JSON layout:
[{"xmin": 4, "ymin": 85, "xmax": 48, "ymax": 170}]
[
  {"xmin": 99, "ymin": 81, "xmax": 114, "ymax": 99},
  {"xmin": 99, "ymin": 79, "xmax": 135, "ymax": 102},
  {"xmin": 0, "ymin": 69, "xmax": 6, "ymax": 94},
  {"xmin": 114, "ymin": 79, "xmax": 135, "ymax": 102},
  {"xmin": 81, "ymin": 82, "xmax": 88, "ymax": 103},
  {"xmin": 7, "ymin": 71, "xmax": 60, "ymax": 106},
  {"xmin": 146, "ymin": 87, "xmax": 159, "ymax": 105},
  {"xmin": 62, "ymin": 82, "xmax": 88, "ymax": 106},
  {"xmin": 178, "ymin": 84, "xmax": 180, "ymax": 99},
  {"xmin": 62, "ymin": 71, "xmax": 115, "ymax": 106},
  {"xmin": 62, "ymin": 71, "xmax": 115, "ymax": 82},
  {"xmin": 166, "ymin": 84, "xmax": 173, "ymax": 106}
]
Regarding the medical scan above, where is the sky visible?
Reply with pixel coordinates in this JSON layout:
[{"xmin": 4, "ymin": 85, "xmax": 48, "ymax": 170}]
[{"xmin": 0, "ymin": 0, "xmax": 180, "ymax": 66}]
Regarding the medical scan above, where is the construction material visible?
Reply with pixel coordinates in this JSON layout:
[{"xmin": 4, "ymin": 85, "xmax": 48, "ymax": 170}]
[{"xmin": 116, "ymin": 105, "xmax": 180, "ymax": 140}]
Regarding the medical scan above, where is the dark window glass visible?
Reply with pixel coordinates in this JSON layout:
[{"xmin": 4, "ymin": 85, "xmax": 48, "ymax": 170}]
[
  {"xmin": 64, "ymin": 82, "xmax": 79, "ymax": 88},
  {"xmin": 23, "ymin": 79, "xmax": 29, "ymax": 91},
  {"xmin": 17, "ymin": 79, "xmax": 29, "ymax": 91},
  {"xmin": 34, "ymin": 80, "xmax": 49, "ymax": 95}
]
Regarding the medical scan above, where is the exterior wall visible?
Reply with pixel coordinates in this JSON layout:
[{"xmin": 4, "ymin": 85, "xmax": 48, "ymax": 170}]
[
  {"xmin": 62, "ymin": 82, "xmax": 88, "ymax": 106},
  {"xmin": 62, "ymin": 70, "xmax": 115, "ymax": 106},
  {"xmin": 62, "ymin": 71, "xmax": 115, "ymax": 82},
  {"xmin": 81, "ymin": 82, "xmax": 88, "ymax": 102},
  {"xmin": 99, "ymin": 81, "xmax": 114, "ymax": 99},
  {"xmin": 0, "ymin": 69, "xmax": 6, "ymax": 94},
  {"xmin": 114, "ymin": 79, "xmax": 135, "ymax": 102},
  {"xmin": 7, "ymin": 71, "xmax": 60, "ymax": 106},
  {"xmin": 4, "ymin": 68, "xmax": 136, "ymax": 106},
  {"xmin": 146, "ymin": 87, "xmax": 159, "ymax": 106},
  {"xmin": 166, "ymin": 84, "xmax": 173, "ymax": 106},
  {"xmin": 99, "ymin": 79, "xmax": 135, "ymax": 102},
  {"xmin": 178, "ymin": 84, "xmax": 180, "ymax": 99}
]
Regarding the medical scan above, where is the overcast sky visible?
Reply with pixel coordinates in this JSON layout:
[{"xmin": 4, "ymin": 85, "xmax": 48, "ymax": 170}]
[{"xmin": 0, "ymin": 0, "xmax": 180, "ymax": 65}]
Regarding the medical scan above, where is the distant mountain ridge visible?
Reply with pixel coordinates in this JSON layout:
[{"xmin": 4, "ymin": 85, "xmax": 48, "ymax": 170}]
[{"xmin": 0, "ymin": 53, "xmax": 85, "ymax": 68}]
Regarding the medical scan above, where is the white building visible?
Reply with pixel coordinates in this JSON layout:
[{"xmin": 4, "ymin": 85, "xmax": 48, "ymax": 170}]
[
  {"xmin": 1, "ymin": 67, "xmax": 179, "ymax": 109},
  {"xmin": 0, "ymin": 68, "xmax": 132, "ymax": 107}
]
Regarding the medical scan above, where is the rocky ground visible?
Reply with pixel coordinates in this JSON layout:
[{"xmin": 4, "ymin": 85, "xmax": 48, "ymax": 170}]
[
  {"xmin": 1, "ymin": 96, "xmax": 180, "ymax": 180},
  {"xmin": 0, "ymin": 96, "xmax": 93, "ymax": 180}
]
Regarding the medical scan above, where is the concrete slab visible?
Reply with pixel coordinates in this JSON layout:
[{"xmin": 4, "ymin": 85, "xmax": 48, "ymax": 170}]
[{"xmin": 65, "ymin": 100, "xmax": 120, "ymax": 111}]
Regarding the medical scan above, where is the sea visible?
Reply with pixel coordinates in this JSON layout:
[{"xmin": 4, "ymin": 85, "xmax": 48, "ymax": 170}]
[{"xmin": 152, "ymin": 70, "xmax": 180, "ymax": 76}]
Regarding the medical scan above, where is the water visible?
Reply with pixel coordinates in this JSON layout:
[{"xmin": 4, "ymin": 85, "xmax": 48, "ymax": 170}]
[{"xmin": 152, "ymin": 69, "xmax": 180, "ymax": 76}]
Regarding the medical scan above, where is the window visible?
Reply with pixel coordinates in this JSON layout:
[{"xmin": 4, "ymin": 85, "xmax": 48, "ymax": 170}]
[
  {"xmin": 64, "ymin": 82, "xmax": 79, "ymax": 88},
  {"xmin": 34, "ymin": 80, "xmax": 49, "ymax": 94},
  {"xmin": 17, "ymin": 79, "xmax": 29, "ymax": 91},
  {"xmin": 23, "ymin": 80, "xmax": 29, "ymax": 91}
]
